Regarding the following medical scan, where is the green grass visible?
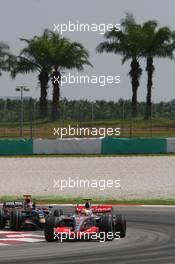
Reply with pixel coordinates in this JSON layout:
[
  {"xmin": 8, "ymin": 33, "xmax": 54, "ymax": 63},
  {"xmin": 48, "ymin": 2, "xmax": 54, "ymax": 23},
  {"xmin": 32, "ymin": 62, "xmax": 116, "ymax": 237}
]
[
  {"xmin": 0, "ymin": 117, "xmax": 175, "ymax": 128},
  {"xmin": 1, "ymin": 196, "xmax": 175, "ymax": 205},
  {"xmin": 1, "ymin": 117, "xmax": 175, "ymax": 128},
  {"xmin": 0, "ymin": 117, "xmax": 175, "ymax": 138}
]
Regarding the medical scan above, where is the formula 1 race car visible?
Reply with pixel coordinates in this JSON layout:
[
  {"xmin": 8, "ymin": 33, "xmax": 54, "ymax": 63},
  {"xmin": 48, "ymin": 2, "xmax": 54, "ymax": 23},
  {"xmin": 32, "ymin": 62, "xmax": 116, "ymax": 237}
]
[
  {"xmin": 44, "ymin": 201, "xmax": 126, "ymax": 242},
  {"xmin": 0, "ymin": 195, "xmax": 50, "ymax": 230}
]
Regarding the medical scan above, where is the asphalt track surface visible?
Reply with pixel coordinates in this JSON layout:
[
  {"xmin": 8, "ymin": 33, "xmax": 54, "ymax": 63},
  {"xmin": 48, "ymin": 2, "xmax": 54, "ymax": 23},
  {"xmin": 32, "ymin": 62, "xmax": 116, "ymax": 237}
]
[{"xmin": 0, "ymin": 206, "xmax": 175, "ymax": 264}]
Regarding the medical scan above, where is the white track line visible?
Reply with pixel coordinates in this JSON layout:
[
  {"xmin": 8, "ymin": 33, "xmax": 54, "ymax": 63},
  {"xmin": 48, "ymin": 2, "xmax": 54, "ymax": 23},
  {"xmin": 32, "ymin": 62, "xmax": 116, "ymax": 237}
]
[{"xmin": 1, "ymin": 203, "xmax": 175, "ymax": 207}]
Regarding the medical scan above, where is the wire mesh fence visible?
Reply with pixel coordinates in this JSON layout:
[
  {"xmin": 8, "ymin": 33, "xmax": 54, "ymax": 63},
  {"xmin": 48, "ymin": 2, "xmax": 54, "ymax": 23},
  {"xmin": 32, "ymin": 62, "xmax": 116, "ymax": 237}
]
[{"xmin": 0, "ymin": 99, "xmax": 175, "ymax": 138}]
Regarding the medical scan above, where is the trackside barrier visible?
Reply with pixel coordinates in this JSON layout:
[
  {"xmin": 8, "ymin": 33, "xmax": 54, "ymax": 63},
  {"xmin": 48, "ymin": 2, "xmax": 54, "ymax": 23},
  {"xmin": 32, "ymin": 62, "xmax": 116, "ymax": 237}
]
[
  {"xmin": 166, "ymin": 138, "xmax": 175, "ymax": 153},
  {"xmin": 0, "ymin": 138, "xmax": 174, "ymax": 155},
  {"xmin": 101, "ymin": 138, "xmax": 167, "ymax": 154},
  {"xmin": 0, "ymin": 139, "xmax": 33, "ymax": 155},
  {"xmin": 33, "ymin": 138, "xmax": 101, "ymax": 154}
]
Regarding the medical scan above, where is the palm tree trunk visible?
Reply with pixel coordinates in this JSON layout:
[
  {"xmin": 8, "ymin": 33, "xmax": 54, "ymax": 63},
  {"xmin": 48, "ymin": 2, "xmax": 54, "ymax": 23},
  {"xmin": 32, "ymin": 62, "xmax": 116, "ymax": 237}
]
[
  {"xmin": 129, "ymin": 58, "xmax": 142, "ymax": 118},
  {"xmin": 145, "ymin": 57, "xmax": 154, "ymax": 120},
  {"xmin": 51, "ymin": 70, "xmax": 61, "ymax": 120},
  {"xmin": 38, "ymin": 70, "xmax": 49, "ymax": 118}
]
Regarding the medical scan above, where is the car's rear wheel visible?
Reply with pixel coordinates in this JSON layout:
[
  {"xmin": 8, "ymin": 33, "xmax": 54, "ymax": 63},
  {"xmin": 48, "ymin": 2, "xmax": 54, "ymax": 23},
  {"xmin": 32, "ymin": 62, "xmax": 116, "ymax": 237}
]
[
  {"xmin": 115, "ymin": 214, "xmax": 126, "ymax": 238},
  {"xmin": 0, "ymin": 209, "xmax": 5, "ymax": 229},
  {"xmin": 44, "ymin": 216, "xmax": 58, "ymax": 242},
  {"xmin": 52, "ymin": 209, "xmax": 64, "ymax": 217},
  {"xmin": 99, "ymin": 214, "xmax": 114, "ymax": 241},
  {"xmin": 10, "ymin": 209, "xmax": 23, "ymax": 231}
]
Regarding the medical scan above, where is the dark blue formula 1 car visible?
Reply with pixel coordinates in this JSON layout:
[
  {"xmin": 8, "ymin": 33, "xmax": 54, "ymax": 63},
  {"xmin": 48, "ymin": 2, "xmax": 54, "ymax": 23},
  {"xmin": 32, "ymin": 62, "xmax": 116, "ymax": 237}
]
[{"xmin": 0, "ymin": 195, "xmax": 50, "ymax": 230}]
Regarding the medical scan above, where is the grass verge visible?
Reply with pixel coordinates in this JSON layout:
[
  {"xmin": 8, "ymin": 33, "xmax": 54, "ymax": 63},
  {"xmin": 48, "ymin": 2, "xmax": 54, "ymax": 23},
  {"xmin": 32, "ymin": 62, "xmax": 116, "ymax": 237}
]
[{"xmin": 1, "ymin": 196, "xmax": 175, "ymax": 205}]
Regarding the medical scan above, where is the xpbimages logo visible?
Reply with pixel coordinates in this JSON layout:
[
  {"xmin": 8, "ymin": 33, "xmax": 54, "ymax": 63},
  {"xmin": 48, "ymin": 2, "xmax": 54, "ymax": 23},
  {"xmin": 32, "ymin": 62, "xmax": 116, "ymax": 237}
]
[
  {"xmin": 53, "ymin": 125, "xmax": 121, "ymax": 138},
  {"xmin": 54, "ymin": 231, "xmax": 121, "ymax": 242},
  {"xmin": 53, "ymin": 73, "xmax": 120, "ymax": 87},
  {"xmin": 53, "ymin": 20, "xmax": 120, "ymax": 35},
  {"xmin": 53, "ymin": 177, "xmax": 121, "ymax": 191}
]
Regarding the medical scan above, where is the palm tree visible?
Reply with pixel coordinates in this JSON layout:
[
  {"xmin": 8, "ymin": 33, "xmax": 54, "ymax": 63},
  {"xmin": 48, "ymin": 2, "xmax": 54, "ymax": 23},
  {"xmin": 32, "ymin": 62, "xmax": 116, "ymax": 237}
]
[
  {"xmin": 0, "ymin": 42, "xmax": 14, "ymax": 76},
  {"xmin": 141, "ymin": 21, "xmax": 175, "ymax": 119},
  {"xmin": 97, "ymin": 14, "xmax": 143, "ymax": 118},
  {"xmin": 13, "ymin": 30, "xmax": 92, "ymax": 120},
  {"xmin": 48, "ymin": 31, "xmax": 92, "ymax": 120},
  {"xmin": 12, "ymin": 30, "xmax": 53, "ymax": 118}
]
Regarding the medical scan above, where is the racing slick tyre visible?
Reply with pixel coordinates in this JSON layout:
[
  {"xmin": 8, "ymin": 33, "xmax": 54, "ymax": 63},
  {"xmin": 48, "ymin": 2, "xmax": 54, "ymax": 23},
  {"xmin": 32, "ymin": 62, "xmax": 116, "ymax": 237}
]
[
  {"xmin": 52, "ymin": 209, "xmax": 64, "ymax": 217},
  {"xmin": 0, "ymin": 209, "xmax": 5, "ymax": 229},
  {"xmin": 59, "ymin": 209, "xmax": 64, "ymax": 216},
  {"xmin": 99, "ymin": 213, "xmax": 113, "ymax": 241},
  {"xmin": 115, "ymin": 214, "xmax": 126, "ymax": 238},
  {"xmin": 44, "ymin": 216, "xmax": 58, "ymax": 242},
  {"xmin": 10, "ymin": 209, "xmax": 23, "ymax": 231}
]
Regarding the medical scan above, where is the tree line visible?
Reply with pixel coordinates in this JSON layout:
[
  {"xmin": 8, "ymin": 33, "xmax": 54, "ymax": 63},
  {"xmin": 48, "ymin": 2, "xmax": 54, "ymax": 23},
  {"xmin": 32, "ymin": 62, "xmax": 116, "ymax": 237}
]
[
  {"xmin": 0, "ymin": 13, "xmax": 175, "ymax": 121},
  {"xmin": 0, "ymin": 98, "xmax": 175, "ymax": 122}
]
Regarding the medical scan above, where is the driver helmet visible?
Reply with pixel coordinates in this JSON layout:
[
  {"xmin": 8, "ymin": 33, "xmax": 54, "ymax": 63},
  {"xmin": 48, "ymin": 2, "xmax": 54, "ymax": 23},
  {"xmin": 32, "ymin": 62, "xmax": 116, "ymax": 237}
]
[
  {"xmin": 24, "ymin": 195, "xmax": 33, "ymax": 209},
  {"xmin": 82, "ymin": 201, "xmax": 92, "ymax": 215},
  {"xmin": 85, "ymin": 201, "xmax": 91, "ymax": 209}
]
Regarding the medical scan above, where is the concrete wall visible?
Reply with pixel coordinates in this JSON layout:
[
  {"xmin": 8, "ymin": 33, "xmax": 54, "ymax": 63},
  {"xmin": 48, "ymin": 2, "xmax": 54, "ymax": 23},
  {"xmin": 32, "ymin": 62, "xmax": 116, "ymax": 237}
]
[
  {"xmin": 33, "ymin": 138, "xmax": 101, "ymax": 154},
  {"xmin": 166, "ymin": 138, "xmax": 175, "ymax": 153},
  {"xmin": 0, "ymin": 138, "xmax": 174, "ymax": 155}
]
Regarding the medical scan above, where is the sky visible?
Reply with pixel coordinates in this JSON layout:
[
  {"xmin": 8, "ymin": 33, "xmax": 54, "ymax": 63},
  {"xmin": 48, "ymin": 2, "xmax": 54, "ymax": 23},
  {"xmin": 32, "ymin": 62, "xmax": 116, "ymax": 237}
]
[{"xmin": 0, "ymin": 0, "xmax": 175, "ymax": 102}]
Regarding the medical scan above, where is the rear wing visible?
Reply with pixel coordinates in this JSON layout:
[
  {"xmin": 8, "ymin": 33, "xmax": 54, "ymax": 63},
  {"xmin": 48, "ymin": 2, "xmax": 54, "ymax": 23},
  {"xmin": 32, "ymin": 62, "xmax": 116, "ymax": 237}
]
[
  {"xmin": 75, "ymin": 204, "xmax": 113, "ymax": 214},
  {"xmin": 3, "ymin": 201, "xmax": 24, "ymax": 208}
]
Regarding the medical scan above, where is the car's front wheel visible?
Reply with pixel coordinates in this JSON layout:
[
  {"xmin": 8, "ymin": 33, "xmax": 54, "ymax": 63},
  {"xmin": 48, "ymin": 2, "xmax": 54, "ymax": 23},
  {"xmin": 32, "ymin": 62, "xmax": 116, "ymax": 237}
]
[
  {"xmin": 10, "ymin": 209, "xmax": 23, "ymax": 231},
  {"xmin": 44, "ymin": 216, "xmax": 58, "ymax": 242},
  {"xmin": 99, "ymin": 214, "xmax": 114, "ymax": 241},
  {"xmin": 0, "ymin": 209, "xmax": 5, "ymax": 229},
  {"xmin": 115, "ymin": 214, "xmax": 126, "ymax": 238}
]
